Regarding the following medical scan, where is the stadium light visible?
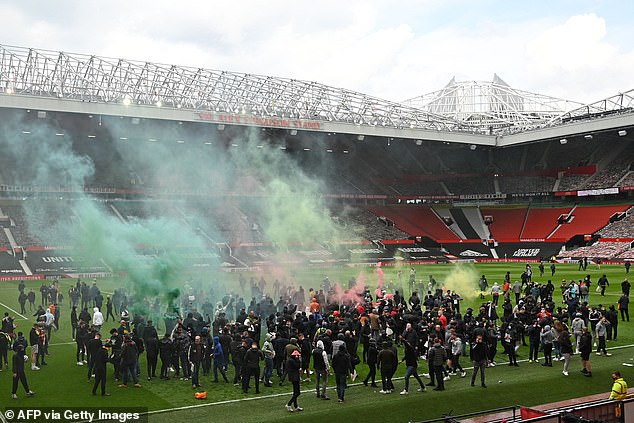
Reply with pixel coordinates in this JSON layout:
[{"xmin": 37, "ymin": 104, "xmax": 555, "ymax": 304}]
[
  {"xmin": 155, "ymin": 100, "xmax": 162, "ymax": 107},
  {"xmin": 290, "ymin": 129, "xmax": 298, "ymax": 136},
  {"xmin": 559, "ymin": 138, "xmax": 568, "ymax": 145},
  {"xmin": 357, "ymin": 135, "xmax": 365, "ymax": 141},
  {"xmin": 470, "ymin": 144, "xmax": 477, "ymax": 150},
  {"xmin": 618, "ymin": 130, "xmax": 627, "ymax": 136},
  {"xmin": 122, "ymin": 96, "xmax": 131, "ymax": 106},
  {"xmin": 415, "ymin": 140, "xmax": 423, "ymax": 146},
  {"xmin": 217, "ymin": 124, "xmax": 225, "ymax": 131},
  {"xmin": 5, "ymin": 87, "xmax": 13, "ymax": 94},
  {"xmin": 584, "ymin": 134, "xmax": 593, "ymax": 140}
]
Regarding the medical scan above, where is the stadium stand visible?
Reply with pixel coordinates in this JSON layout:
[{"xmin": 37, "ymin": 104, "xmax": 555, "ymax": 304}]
[
  {"xmin": 598, "ymin": 207, "xmax": 634, "ymax": 238},
  {"xmin": 549, "ymin": 204, "xmax": 631, "ymax": 240},
  {"xmin": 365, "ymin": 205, "xmax": 459, "ymax": 241},
  {"xmin": 481, "ymin": 207, "xmax": 528, "ymax": 241},
  {"xmin": 444, "ymin": 176, "xmax": 495, "ymax": 195},
  {"xmin": 519, "ymin": 206, "xmax": 572, "ymax": 240},
  {"xmin": 557, "ymin": 173, "xmax": 591, "ymax": 192},
  {"xmin": 497, "ymin": 176, "xmax": 555, "ymax": 194},
  {"xmin": 332, "ymin": 207, "xmax": 409, "ymax": 240},
  {"xmin": 564, "ymin": 241, "xmax": 631, "ymax": 258}
]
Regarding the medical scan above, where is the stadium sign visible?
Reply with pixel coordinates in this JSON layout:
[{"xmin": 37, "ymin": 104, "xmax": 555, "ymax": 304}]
[
  {"xmin": 577, "ymin": 187, "xmax": 619, "ymax": 196},
  {"xmin": 512, "ymin": 248, "xmax": 541, "ymax": 257},
  {"xmin": 459, "ymin": 249, "xmax": 488, "ymax": 257}
]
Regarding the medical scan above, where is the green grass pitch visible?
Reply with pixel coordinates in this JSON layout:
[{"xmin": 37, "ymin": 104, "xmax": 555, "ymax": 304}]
[{"xmin": 0, "ymin": 262, "xmax": 632, "ymax": 422}]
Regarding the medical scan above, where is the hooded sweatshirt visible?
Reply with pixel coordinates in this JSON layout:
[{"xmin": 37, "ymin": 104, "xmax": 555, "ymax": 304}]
[{"xmin": 312, "ymin": 339, "xmax": 330, "ymax": 372}]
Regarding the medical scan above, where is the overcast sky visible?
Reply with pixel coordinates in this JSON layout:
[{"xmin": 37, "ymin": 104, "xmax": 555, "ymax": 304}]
[{"xmin": 2, "ymin": 0, "xmax": 633, "ymax": 104}]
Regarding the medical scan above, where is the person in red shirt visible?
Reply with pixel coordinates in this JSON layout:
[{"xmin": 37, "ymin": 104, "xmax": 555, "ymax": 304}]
[{"xmin": 438, "ymin": 310, "xmax": 448, "ymax": 329}]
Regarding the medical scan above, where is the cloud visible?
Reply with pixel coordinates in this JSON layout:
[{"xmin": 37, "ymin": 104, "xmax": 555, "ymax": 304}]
[{"xmin": 1, "ymin": 3, "xmax": 633, "ymax": 105}]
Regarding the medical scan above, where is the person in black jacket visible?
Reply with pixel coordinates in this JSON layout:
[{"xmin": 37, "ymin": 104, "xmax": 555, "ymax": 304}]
[
  {"xmin": 427, "ymin": 341, "xmax": 447, "ymax": 391},
  {"xmin": 158, "ymin": 333, "xmax": 173, "ymax": 380},
  {"xmin": 400, "ymin": 335, "xmax": 426, "ymax": 394},
  {"xmin": 363, "ymin": 339, "xmax": 378, "ymax": 387},
  {"xmin": 12, "ymin": 344, "xmax": 35, "ymax": 399},
  {"xmin": 86, "ymin": 331, "xmax": 103, "ymax": 381},
  {"xmin": 144, "ymin": 322, "xmax": 159, "ymax": 380},
  {"xmin": 470, "ymin": 334, "xmax": 488, "ymax": 388},
  {"xmin": 285, "ymin": 350, "xmax": 302, "ymax": 412},
  {"xmin": 75, "ymin": 321, "xmax": 88, "ymax": 365},
  {"xmin": 119, "ymin": 335, "xmax": 141, "ymax": 388},
  {"xmin": 331, "ymin": 343, "xmax": 351, "ymax": 402},
  {"xmin": 579, "ymin": 327, "xmax": 593, "ymax": 377},
  {"xmin": 188, "ymin": 336, "xmax": 204, "ymax": 389},
  {"xmin": 92, "ymin": 341, "xmax": 110, "ymax": 396},
  {"xmin": 242, "ymin": 342, "xmax": 264, "ymax": 394},
  {"xmin": 377, "ymin": 341, "xmax": 396, "ymax": 394}
]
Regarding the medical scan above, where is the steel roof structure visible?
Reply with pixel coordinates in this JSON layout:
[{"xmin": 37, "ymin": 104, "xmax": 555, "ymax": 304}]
[
  {"xmin": 402, "ymin": 74, "xmax": 584, "ymax": 134},
  {"xmin": 0, "ymin": 44, "xmax": 469, "ymax": 130},
  {"xmin": 0, "ymin": 43, "xmax": 633, "ymax": 145}
]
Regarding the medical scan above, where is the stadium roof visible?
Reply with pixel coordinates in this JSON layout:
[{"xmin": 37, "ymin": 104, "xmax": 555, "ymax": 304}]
[
  {"xmin": 0, "ymin": 43, "xmax": 633, "ymax": 146},
  {"xmin": 402, "ymin": 74, "xmax": 584, "ymax": 133}
]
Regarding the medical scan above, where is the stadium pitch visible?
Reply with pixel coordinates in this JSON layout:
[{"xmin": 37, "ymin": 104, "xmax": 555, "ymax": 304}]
[{"xmin": 0, "ymin": 262, "xmax": 633, "ymax": 423}]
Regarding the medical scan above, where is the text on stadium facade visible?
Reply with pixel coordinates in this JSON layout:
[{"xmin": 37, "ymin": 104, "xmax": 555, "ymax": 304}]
[{"xmin": 197, "ymin": 112, "xmax": 321, "ymax": 130}]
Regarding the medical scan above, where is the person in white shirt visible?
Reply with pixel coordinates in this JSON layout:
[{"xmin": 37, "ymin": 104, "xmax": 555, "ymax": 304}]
[{"xmin": 92, "ymin": 307, "xmax": 104, "ymax": 332}]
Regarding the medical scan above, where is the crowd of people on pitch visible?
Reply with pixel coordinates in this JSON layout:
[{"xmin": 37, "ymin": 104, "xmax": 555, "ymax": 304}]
[{"xmin": 1, "ymin": 267, "xmax": 631, "ymax": 407}]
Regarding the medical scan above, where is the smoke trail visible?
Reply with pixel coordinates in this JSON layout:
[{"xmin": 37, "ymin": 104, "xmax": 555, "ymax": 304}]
[{"xmin": 440, "ymin": 264, "xmax": 480, "ymax": 297}]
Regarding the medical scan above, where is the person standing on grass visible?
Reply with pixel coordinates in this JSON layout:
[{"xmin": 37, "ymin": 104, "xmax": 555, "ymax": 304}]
[
  {"xmin": 242, "ymin": 341, "xmax": 263, "ymax": 394},
  {"xmin": 331, "ymin": 343, "xmax": 352, "ymax": 403},
  {"xmin": 119, "ymin": 334, "xmax": 141, "ymax": 388},
  {"xmin": 595, "ymin": 317, "xmax": 611, "ymax": 357},
  {"xmin": 158, "ymin": 333, "xmax": 173, "ymax": 380},
  {"xmin": 212, "ymin": 335, "xmax": 229, "ymax": 383},
  {"xmin": 92, "ymin": 340, "xmax": 110, "ymax": 396},
  {"xmin": 400, "ymin": 333, "xmax": 426, "ymax": 395},
  {"xmin": 618, "ymin": 293, "xmax": 630, "ymax": 322},
  {"xmin": 285, "ymin": 350, "xmax": 303, "ymax": 412},
  {"xmin": 92, "ymin": 307, "xmax": 104, "ymax": 333},
  {"xmin": 363, "ymin": 338, "xmax": 378, "ymax": 388},
  {"xmin": 598, "ymin": 274, "xmax": 609, "ymax": 296},
  {"xmin": 377, "ymin": 341, "xmax": 396, "ymax": 394},
  {"xmin": 470, "ymin": 334, "xmax": 488, "ymax": 388},
  {"xmin": 86, "ymin": 332, "xmax": 103, "ymax": 381},
  {"xmin": 28, "ymin": 324, "xmax": 40, "ymax": 371},
  {"xmin": 540, "ymin": 325, "xmax": 554, "ymax": 367},
  {"xmin": 427, "ymin": 340, "xmax": 447, "ymax": 391},
  {"xmin": 261, "ymin": 333, "xmax": 275, "ymax": 388},
  {"xmin": 11, "ymin": 344, "xmax": 35, "ymax": 399},
  {"xmin": 188, "ymin": 335, "xmax": 204, "ymax": 389},
  {"xmin": 559, "ymin": 326, "xmax": 573, "ymax": 376},
  {"xmin": 0, "ymin": 330, "xmax": 10, "ymax": 370},
  {"xmin": 144, "ymin": 321, "xmax": 159, "ymax": 380},
  {"xmin": 313, "ymin": 339, "xmax": 331, "ymax": 399},
  {"xmin": 580, "ymin": 327, "xmax": 593, "ymax": 377}
]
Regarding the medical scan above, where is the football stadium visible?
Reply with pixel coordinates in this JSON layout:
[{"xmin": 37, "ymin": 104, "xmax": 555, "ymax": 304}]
[{"xmin": 0, "ymin": 43, "xmax": 633, "ymax": 423}]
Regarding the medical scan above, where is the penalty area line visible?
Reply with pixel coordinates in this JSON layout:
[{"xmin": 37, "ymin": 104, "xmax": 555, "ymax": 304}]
[
  {"xmin": 0, "ymin": 301, "xmax": 27, "ymax": 320},
  {"xmin": 146, "ymin": 343, "xmax": 634, "ymax": 417}
]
